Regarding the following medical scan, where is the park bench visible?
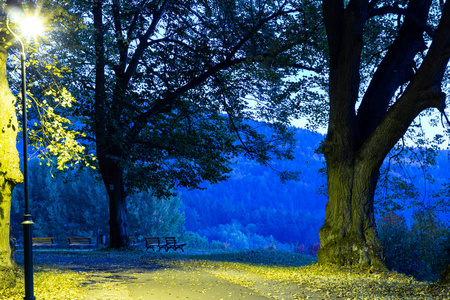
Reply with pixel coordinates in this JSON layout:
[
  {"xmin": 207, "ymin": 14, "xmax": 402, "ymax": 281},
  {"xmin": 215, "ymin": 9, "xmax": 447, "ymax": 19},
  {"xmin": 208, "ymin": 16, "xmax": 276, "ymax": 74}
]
[
  {"xmin": 32, "ymin": 237, "xmax": 57, "ymax": 248},
  {"xmin": 67, "ymin": 237, "xmax": 95, "ymax": 250},
  {"xmin": 164, "ymin": 236, "xmax": 187, "ymax": 252},
  {"xmin": 145, "ymin": 237, "xmax": 166, "ymax": 251}
]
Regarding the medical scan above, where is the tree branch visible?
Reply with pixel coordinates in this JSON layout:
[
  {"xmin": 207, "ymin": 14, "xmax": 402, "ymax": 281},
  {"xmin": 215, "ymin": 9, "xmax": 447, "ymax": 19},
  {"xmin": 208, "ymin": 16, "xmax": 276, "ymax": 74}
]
[
  {"xmin": 123, "ymin": 0, "xmax": 169, "ymax": 85},
  {"xmin": 357, "ymin": 0, "xmax": 433, "ymax": 144},
  {"xmin": 93, "ymin": 0, "xmax": 107, "ymax": 141},
  {"xmin": 368, "ymin": 5, "xmax": 435, "ymax": 37},
  {"xmin": 112, "ymin": 0, "xmax": 128, "ymax": 75}
]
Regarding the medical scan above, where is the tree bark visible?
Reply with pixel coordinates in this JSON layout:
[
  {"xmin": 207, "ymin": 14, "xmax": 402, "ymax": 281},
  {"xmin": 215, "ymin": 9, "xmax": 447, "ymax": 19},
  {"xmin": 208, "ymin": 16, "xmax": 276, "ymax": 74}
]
[
  {"xmin": 0, "ymin": 47, "xmax": 23, "ymax": 288},
  {"xmin": 318, "ymin": 151, "xmax": 385, "ymax": 269},
  {"xmin": 97, "ymin": 147, "xmax": 129, "ymax": 248},
  {"xmin": 439, "ymin": 264, "xmax": 450, "ymax": 285}
]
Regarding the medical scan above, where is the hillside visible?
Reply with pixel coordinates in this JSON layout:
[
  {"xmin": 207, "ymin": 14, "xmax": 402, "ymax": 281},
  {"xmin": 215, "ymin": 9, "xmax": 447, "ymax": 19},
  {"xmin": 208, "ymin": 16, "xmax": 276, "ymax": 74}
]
[{"xmin": 178, "ymin": 126, "xmax": 450, "ymax": 247}]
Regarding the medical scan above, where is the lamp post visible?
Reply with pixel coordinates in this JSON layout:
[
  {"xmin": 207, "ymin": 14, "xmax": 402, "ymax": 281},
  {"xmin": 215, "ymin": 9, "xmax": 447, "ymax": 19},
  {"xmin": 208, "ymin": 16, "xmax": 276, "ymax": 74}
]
[{"xmin": 6, "ymin": 10, "xmax": 42, "ymax": 300}]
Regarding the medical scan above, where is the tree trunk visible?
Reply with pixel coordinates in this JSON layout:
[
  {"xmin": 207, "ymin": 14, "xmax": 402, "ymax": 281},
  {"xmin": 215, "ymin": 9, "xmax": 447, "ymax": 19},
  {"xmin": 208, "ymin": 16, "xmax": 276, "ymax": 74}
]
[
  {"xmin": 439, "ymin": 263, "xmax": 450, "ymax": 285},
  {"xmin": 0, "ymin": 47, "xmax": 23, "ymax": 288},
  {"xmin": 97, "ymin": 146, "xmax": 129, "ymax": 248},
  {"xmin": 318, "ymin": 147, "xmax": 385, "ymax": 269},
  {"xmin": 93, "ymin": 0, "xmax": 129, "ymax": 249}
]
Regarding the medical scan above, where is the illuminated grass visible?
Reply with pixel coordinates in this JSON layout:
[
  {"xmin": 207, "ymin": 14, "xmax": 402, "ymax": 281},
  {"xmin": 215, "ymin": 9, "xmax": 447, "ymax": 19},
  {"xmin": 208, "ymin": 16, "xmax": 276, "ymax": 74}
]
[
  {"xmin": 163, "ymin": 250, "xmax": 450, "ymax": 299},
  {"xmin": 0, "ymin": 266, "xmax": 90, "ymax": 300}
]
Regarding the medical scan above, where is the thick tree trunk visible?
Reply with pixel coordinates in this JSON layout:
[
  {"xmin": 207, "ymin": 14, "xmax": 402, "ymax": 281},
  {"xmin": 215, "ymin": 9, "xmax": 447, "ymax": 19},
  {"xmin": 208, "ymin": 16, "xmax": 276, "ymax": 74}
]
[
  {"xmin": 0, "ymin": 47, "xmax": 23, "ymax": 288},
  {"xmin": 97, "ymin": 145, "xmax": 129, "ymax": 248},
  {"xmin": 318, "ymin": 151, "xmax": 385, "ymax": 269},
  {"xmin": 97, "ymin": 147, "xmax": 129, "ymax": 248},
  {"xmin": 439, "ymin": 263, "xmax": 450, "ymax": 285}
]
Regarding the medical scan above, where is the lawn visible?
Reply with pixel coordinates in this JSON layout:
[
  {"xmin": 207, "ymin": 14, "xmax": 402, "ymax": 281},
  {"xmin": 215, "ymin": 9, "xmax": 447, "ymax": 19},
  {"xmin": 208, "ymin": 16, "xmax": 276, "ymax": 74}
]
[{"xmin": 2, "ymin": 249, "xmax": 449, "ymax": 299}]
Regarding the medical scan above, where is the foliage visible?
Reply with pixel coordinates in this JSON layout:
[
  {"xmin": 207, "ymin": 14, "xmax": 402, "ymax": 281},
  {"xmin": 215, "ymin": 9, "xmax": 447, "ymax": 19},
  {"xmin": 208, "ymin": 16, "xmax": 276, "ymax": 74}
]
[
  {"xmin": 10, "ymin": 158, "xmax": 109, "ymax": 242},
  {"xmin": 127, "ymin": 191, "xmax": 185, "ymax": 239},
  {"xmin": 198, "ymin": 221, "xmax": 281, "ymax": 250},
  {"xmin": 4, "ymin": 1, "xmax": 94, "ymax": 171},
  {"xmin": 375, "ymin": 133, "xmax": 443, "ymax": 217},
  {"xmin": 46, "ymin": 0, "xmax": 314, "ymax": 197},
  {"xmin": 180, "ymin": 231, "xmax": 210, "ymax": 250},
  {"xmin": 308, "ymin": 242, "xmax": 320, "ymax": 256},
  {"xmin": 378, "ymin": 209, "xmax": 450, "ymax": 281}
]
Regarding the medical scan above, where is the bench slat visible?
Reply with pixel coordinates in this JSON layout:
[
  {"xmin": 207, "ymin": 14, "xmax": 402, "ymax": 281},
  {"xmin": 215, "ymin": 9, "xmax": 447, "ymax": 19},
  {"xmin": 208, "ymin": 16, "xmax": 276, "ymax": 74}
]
[
  {"xmin": 67, "ymin": 237, "xmax": 94, "ymax": 250},
  {"xmin": 32, "ymin": 237, "xmax": 57, "ymax": 248}
]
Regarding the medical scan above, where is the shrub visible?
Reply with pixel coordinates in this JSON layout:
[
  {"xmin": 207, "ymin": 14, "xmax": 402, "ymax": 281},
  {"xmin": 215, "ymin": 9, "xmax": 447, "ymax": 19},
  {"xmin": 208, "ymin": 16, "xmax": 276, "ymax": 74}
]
[
  {"xmin": 308, "ymin": 243, "xmax": 320, "ymax": 256},
  {"xmin": 181, "ymin": 231, "xmax": 209, "ymax": 249},
  {"xmin": 378, "ymin": 209, "xmax": 450, "ymax": 281},
  {"xmin": 294, "ymin": 244, "xmax": 306, "ymax": 254}
]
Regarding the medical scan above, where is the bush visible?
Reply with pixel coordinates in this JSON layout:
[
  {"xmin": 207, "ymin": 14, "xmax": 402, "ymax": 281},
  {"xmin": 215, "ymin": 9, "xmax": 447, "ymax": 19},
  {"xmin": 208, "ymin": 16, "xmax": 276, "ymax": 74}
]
[
  {"xmin": 378, "ymin": 209, "xmax": 450, "ymax": 281},
  {"xmin": 181, "ymin": 231, "xmax": 209, "ymax": 249},
  {"xmin": 308, "ymin": 243, "xmax": 320, "ymax": 256},
  {"xmin": 294, "ymin": 244, "xmax": 306, "ymax": 254}
]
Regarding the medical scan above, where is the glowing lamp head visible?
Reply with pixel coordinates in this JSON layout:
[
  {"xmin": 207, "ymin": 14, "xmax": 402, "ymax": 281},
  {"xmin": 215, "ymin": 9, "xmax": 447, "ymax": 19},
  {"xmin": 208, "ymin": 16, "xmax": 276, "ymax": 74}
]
[
  {"xmin": 7, "ymin": 7, "xmax": 44, "ymax": 39},
  {"xmin": 20, "ymin": 15, "xmax": 44, "ymax": 37}
]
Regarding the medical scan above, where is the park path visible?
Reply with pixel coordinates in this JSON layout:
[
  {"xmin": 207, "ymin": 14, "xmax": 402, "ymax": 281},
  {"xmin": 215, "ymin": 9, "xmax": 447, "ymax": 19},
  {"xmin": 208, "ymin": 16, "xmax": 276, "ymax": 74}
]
[
  {"xmin": 27, "ymin": 251, "xmax": 323, "ymax": 300},
  {"xmin": 83, "ymin": 264, "xmax": 322, "ymax": 300}
]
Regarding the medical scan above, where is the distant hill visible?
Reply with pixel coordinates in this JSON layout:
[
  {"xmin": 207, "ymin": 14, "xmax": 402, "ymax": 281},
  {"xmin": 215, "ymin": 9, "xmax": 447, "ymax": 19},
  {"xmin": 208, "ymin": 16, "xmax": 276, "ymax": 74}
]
[{"xmin": 178, "ymin": 126, "xmax": 450, "ymax": 247}]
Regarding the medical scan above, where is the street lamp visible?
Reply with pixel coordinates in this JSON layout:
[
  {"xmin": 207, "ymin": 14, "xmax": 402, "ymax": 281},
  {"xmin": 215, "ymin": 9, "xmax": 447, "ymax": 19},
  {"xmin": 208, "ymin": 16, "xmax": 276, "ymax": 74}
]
[{"xmin": 6, "ymin": 8, "xmax": 44, "ymax": 300}]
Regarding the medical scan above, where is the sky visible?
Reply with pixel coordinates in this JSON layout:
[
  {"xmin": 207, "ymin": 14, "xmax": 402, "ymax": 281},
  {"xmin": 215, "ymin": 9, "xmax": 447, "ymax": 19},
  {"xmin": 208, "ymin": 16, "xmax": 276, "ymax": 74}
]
[{"xmin": 291, "ymin": 109, "xmax": 450, "ymax": 149}]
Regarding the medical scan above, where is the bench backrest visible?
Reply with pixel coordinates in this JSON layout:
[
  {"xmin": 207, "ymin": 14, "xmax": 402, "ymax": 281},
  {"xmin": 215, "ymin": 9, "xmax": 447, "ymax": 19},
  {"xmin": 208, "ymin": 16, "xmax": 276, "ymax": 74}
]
[
  {"xmin": 165, "ymin": 237, "xmax": 177, "ymax": 244},
  {"xmin": 145, "ymin": 237, "xmax": 161, "ymax": 245},
  {"xmin": 33, "ymin": 237, "xmax": 54, "ymax": 245},
  {"xmin": 67, "ymin": 237, "xmax": 92, "ymax": 244}
]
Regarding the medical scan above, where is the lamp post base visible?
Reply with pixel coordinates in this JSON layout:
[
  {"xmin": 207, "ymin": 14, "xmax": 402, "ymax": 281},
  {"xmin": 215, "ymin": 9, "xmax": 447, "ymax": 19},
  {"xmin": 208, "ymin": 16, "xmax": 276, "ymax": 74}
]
[{"xmin": 22, "ymin": 214, "xmax": 35, "ymax": 300}]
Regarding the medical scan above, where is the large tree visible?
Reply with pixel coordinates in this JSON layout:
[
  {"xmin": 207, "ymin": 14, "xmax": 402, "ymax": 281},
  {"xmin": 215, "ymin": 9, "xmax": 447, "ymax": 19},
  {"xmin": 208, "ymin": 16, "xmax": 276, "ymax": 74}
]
[
  {"xmin": 0, "ymin": 1, "xmax": 22, "ymax": 287},
  {"xmin": 318, "ymin": 0, "xmax": 450, "ymax": 270},
  {"xmin": 50, "ymin": 0, "xmax": 319, "ymax": 248}
]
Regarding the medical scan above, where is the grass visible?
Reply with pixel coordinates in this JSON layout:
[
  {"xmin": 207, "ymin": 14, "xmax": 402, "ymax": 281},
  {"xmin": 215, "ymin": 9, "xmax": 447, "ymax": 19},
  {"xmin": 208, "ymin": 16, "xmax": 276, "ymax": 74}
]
[
  {"xmin": 3, "ymin": 248, "xmax": 450, "ymax": 299},
  {"xmin": 0, "ymin": 266, "xmax": 91, "ymax": 300}
]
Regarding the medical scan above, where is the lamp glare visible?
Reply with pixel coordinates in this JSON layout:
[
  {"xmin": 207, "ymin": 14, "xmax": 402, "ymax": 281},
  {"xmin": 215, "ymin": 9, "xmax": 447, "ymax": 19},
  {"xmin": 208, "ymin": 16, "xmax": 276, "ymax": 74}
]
[{"xmin": 20, "ymin": 15, "xmax": 44, "ymax": 38}]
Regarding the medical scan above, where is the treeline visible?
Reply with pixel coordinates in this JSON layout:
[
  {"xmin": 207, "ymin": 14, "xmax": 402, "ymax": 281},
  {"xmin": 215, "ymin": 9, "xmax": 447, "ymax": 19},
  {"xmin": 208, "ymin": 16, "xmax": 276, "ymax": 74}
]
[
  {"xmin": 10, "ymin": 156, "xmax": 323, "ymax": 249},
  {"xmin": 10, "ymin": 127, "xmax": 450, "ymax": 253},
  {"xmin": 10, "ymin": 160, "xmax": 185, "ymax": 245}
]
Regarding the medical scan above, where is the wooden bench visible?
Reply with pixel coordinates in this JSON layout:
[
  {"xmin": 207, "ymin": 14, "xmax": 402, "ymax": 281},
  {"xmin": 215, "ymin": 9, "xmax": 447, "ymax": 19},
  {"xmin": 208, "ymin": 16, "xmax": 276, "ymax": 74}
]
[
  {"xmin": 32, "ymin": 237, "xmax": 57, "ymax": 248},
  {"xmin": 67, "ymin": 237, "xmax": 95, "ymax": 250},
  {"xmin": 145, "ymin": 237, "xmax": 166, "ymax": 251},
  {"xmin": 164, "ymin": 237, "xmax": 187, "ymax": 252}
]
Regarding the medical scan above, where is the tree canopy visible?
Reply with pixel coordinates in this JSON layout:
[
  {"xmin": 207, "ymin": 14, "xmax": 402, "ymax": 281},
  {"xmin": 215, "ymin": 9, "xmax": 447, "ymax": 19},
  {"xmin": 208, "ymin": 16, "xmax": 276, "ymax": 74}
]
[{"xmin": 45, "ymin": 0, "xmax": 326, "ymax": 247}]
